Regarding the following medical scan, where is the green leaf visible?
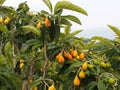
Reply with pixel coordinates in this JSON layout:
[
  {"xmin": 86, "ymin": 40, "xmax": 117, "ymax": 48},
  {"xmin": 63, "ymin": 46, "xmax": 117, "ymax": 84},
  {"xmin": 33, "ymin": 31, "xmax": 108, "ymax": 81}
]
[
  {"xmin": 0, "ymin": 6, "xmax": 16, "ymax": 14},
  {"xmin": 54, "ymin": 1, "xmax": 88, "ymax": 15},
  {"xmin": 64, "ymin": 26, "xmax": 70, "ymax": 36},
  {"xmin": 97, "ymin": 80, "xmax": 106, "ymax": 90},
  {"xmin": 87, "ymin": 81, "xmax": 97, "ymax": 90},
  {"xmin": 61, "ymin": 18, "xmax": 72, "ymax": 26},
  {"xmin": 69, "ymin": 30, "xmax": 82, "ymax": 37},
  {"xmin": 29, "ymin": 79, "xmax": 42, "ymax": 88},
  {"xmin": 42, "ymin": 0, "xmax": 52, "ymax": 13},
  {"xmin": 0, "ymin": 25, "xmax": 9, "ymax": 32},
  {"xmin": 92, "ymin": 36, "xmax": 114, "ymax": 47},
  {"xmin": 4, "ymin": 41, "xmax": 12, "ymax": 55},
  {"xmin": 110, "ymin": 70, "xmax": 120, "ymax": 80},
  {"xmin": 4, "ymin": 41, "xmax": 13, "ymax": 67},
  {"xmin": 1, "ymin": 74, "xmax": 16, "ymax": 90},
  {"xmin": 108, "ymin": 25, "xmax": 120, "ymax": 39},
  {"xmin": 26, "ymin": 39, "xmax": 41, "ymax": 46},
  {"xmin": 62, "ymin": 15, "xmax": 81, "ymax": 25},
  {"xmin": 63, "ymin": 61, "xmax": 82, "ymax": 75},
  {"xmin": 22, "ymin": 26, "xmax": 40, "ymax": 36}
]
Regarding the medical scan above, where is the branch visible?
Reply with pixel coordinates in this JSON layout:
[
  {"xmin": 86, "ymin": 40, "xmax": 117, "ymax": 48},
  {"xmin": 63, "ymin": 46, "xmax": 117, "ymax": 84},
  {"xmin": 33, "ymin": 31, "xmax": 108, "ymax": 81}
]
[{"xmin": 43, "ymin": 41, "xmax": 49, "ymax": 79}]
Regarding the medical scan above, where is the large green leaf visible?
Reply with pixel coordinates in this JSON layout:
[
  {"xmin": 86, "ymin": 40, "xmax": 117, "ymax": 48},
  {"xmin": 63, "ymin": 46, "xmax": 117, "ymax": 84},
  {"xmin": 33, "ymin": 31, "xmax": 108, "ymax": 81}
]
[
  {"xmin": 87, "ymin": 81, "xmax": 97, "ymax": 90},
  {"xmin": 92, "ymin": 36, "xmax": 114, "ymax": 47},
  {"xmin": 97, "ymin": 80, "xmax": 106, "ymax": 90},
  {"xmin": 69, "ymin": 30, "xmax": 82, "ymax": 37},
  {"xmin": 61, "ymin": 18, "xmax": 72, "ymax": 26},
  {"xmin": 110, "ymin": 70, "xmax": 120, "ymax": 80},
  {"xmin": 108, "ymin": 25, "xmax": 120, "ymax": 39},
  {"xmin": 4, "ymin": 41, "xmax": 13, "ymax": 67},
  {"xmin": 1, "ymin": 74, "xmax": 16, "ymax": 90},
  {"xmin": 62, "ymin": 15, "xmax": 81, "ymax": 25},
  {"xmin": 22, "ymin": 26, "xmax": 40, "ymax": 36},
  {"xmin": 54, "ymin": 1, "xmax": 88, "ymax": 15},
  {"xmin": 29, "ymin": 78, "xmax": 42, "ymax": 89},
  {"xmin": 42, "ymin": 0, "xmax": 52, "ymax": 13},
  {"xmin": 0, "ymin": 6, "xmax": 16, "ymax": 14}
]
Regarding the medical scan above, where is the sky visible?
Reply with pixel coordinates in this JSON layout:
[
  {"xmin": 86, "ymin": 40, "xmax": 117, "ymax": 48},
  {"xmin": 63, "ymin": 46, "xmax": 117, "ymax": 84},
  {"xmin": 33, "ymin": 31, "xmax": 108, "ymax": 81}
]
[{"xmin": 3, "ymin": 0, "xmax": 120, "ymax": 39}]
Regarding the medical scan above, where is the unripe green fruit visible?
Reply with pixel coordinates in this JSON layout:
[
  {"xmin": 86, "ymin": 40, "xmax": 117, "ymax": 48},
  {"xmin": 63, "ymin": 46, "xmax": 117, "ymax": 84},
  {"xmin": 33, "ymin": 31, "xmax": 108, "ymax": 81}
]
[
  {"xmin": 88, "ymin": 64, "xmax": 93, "ymax": 69},
  {"xmin": 108, "ymin": 78, "xmax": 115, "ymax": 84},
  {"xmin": 100, "ymin": 62, "xmax": 106, "ymax": 68},
  {"xmin": 106, "ymin": 62, "xmax": 111, "ymax": 68}
]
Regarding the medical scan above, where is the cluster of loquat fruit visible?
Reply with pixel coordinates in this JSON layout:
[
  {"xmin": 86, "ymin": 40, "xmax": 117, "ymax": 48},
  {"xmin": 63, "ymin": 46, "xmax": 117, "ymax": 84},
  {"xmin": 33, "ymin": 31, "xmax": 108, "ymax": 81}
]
[
  {"xmin": 56, "ymin": 49, "xmax": 85, "ymax": 64},
  {"xmin": 0, "ymin": 16, "xmax": 10, "ymax": 24}
]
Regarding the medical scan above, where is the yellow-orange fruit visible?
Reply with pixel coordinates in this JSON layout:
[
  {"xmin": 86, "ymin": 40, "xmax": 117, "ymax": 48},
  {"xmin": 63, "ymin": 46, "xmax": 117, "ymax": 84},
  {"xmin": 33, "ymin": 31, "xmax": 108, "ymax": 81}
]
[
  {"xmin": 6, "ymin": 17, "xmax": 10, "ymax": 21},
  {"xmin": 73, "ymin": 76, "xmax": 80, "ymax": 86},
  {"xmin": 20, "ymin": 59, "xmax": 24, "ymax": 63},
  {"xmin": 64, "ymin": 51, "xmax": 68, "ymax": 58},
  {"xmin": 76, "ymin": 55, "xmax": 80, "ymax": 60},
  {"xmin": 48, "ymin": 84, "xmax": 56, "ymax": 90},
  {"xmin": 19, "ymin": 63, "xmax": 24, "ymax": 69},
  {"xmin": 70, "ymin": 49, "xmax": 74, "ymax": 56},
  {"xmin": 56, "ymin": 53, "xmax": 61, "ymax": 59},
  {"xmin": 58, "ymin": 55, "xmax": 65, "ymax": 64},
  {"xmin": 36, "ymin": 22, "xmax": 42, "ymax": 29},
  {"xmin": 79, "ymin": 52, "xmax": 85, "ymax": 60},
  {"xmin": 67, "ymin": 53, "xmax": 73, "ymax": 60},
  {"xmin": 82, "ymin": 61, "xmax": 88, "ymax": 70},
  {"xmin": 0, "ymin": 18, "xmax": 3, "ymax": 23},
  {"xmin": 45, "ymin": 17, "xmax": 51, "ymax": 27},
  {"xmin": 79, "ymin": 70, "xmax": 86, "ymax": 79},
  {"xmin": 32, "ymin": 86, "xmax": 37, "ymax": 90},
  {"xmin": 72, "ymin": 50, "xmax": 78, "ymax": 57},
  {"xmin": 29, "ymin": 79, "xmax": 32, "ymax": 83},
  {"xmin": 4, "ymin": 19, "xmax": 9, "ymax": 24},
  {"xmin": 29, "ymin": 12, "xmax": 33, "ymax": 16}
]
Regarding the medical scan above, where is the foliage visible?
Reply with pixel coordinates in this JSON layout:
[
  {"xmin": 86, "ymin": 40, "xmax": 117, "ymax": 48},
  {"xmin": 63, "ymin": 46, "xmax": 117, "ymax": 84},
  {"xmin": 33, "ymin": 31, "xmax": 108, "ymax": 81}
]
[{"xmin": 0, "ymin": 0, "xmax": 120, "ymax": 90}]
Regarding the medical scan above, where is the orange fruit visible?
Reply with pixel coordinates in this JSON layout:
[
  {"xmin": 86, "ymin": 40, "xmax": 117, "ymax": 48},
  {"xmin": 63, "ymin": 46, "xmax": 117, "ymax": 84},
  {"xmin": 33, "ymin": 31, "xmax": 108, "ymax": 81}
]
[
  {"xmin": 6, "ymin": 17, "xmax": 10, "ymax": 21},
  {"xmin": 70, "ymin": 49, "xmax": 74, "ymax": 56},
  {"xmin": 56, "ymin": 53, "xmax": 61, "ymax": 59},
  {"xmin": 4, "ymin": 19, "xmax": 9, "ymax": 24},
  {"xmin": 79, "ymin": 52, "xmax": 85, "ymax": 60},
  {"xmin": 0, "ymin": 18, "xmax": 3, "ymax": 23},
  {"xmin": 82, "ymin": 61, "xmax": 88, "ymax": 70},
  {"xmin": 73, "ymin": 76, "xmax": 80, "ymax": 86},
  {"xmin": 67, "ymin": 53, "xmax": 73, "ymax": 60},
  {"xmin": 58, "ymin": 55, "xmax": 65, "ymax": 64},
  {"xmin": 64, "ymin": 51, "xmax": 68, "ymax": 58},
  {"xmin": 45, "ymin": 17, "xmax": 51, "ymax": 27},
  {"xmin": 48, "ymin": 84, "xmax": 56, "ymax": 90},
  {"xmin": 79, "ymin": 70, "xmax": 86, "ymax": 79},
  {"xmin": 72, "ymin": 50, "xmax": 78, "ymax": 57}
]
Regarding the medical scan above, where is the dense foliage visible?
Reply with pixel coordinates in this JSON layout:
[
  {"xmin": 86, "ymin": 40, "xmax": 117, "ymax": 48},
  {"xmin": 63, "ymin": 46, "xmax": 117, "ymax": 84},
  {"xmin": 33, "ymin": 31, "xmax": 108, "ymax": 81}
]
[{"xmin": 0, "ymin": 0, "xmax": 120, "ymax": 90}]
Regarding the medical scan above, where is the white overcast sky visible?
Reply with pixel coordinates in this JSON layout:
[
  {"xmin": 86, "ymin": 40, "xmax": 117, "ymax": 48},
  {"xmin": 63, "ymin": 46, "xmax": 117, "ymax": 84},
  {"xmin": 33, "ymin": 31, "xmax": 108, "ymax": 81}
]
[{"xmin": 3, "ymin": 0, "xmax": 120, "ymax": 39}]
